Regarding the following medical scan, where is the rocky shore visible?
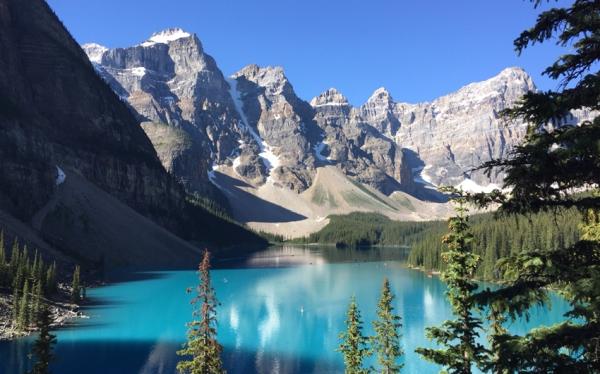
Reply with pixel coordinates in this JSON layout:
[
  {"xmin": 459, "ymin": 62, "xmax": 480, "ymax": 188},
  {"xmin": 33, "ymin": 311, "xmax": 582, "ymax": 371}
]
[{"xmin": 0, "ymin": 286, "xmax": 85, "ymax": 341}]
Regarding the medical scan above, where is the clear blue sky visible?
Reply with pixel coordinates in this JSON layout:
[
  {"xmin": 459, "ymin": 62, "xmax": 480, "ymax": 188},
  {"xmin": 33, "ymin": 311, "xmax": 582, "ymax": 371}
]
[{"xmin": 47, "ymin": 0, "xmax": 571, "ymax": 106}]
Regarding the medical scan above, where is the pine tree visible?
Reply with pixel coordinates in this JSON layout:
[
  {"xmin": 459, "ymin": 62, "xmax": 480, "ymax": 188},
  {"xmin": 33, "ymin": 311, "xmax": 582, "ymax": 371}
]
[
  {"xmin": 177, "ymin": 250, "xmax": 225, "ymax": 374},
  {"xmin": 9, "ymin": 238, "xmax": 19, "ymax": 274},
  {"xmin": 71, "ymin": 265, "xmax": 80, "ymax": 303},
  {"xmin": 415, "ymin": 200, "xmax": 487, "ymax": 374},
  {"xmin": 45, "ymin": 262, "xmax": 56, "ymax": 295},
  {"xmin": 21, "ymin": 245, "xmax": 30, "ymax": 278},
  {"xmin": 11, "ymin": 241, "xmax": 23, "ymax": 291},
  {"xmin": 18, "ymin": 279, "xmax": 30, "ymax": 331},
  {"xmin": 28, "ymin": 305, "xmax": 57, "ymax": 374},
  {"xmin": 372, "ymin": 278, "xmax": 403, "ymax": 373},
  {"xmin": 12, "ymin": 284, "xmax": 20, "ymax": 328},
  {"xmin": 32, "ymin": 280, "xmax": 43, "ymax": 323},
  {"xmin": 337, "ymin": 296, "xmax": 370, "ymax": 374},
  {"xmin": 464, "ymin": 0, "xmax": 600, "ymax": 371}
]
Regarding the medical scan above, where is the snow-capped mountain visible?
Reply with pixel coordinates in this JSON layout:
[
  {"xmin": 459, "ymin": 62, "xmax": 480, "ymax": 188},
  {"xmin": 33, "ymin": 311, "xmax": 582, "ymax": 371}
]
[{"xmin": 82, "ymin": 28, "xmax": 591, "ymax": 233}]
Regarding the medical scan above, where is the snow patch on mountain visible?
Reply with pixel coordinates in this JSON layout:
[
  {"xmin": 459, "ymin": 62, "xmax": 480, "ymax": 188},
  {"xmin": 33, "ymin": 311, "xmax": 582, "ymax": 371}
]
[
  {"xmin": 141, "ymin": 28, "xmax": 191, "ymax": 47},
  {"xmin": 413, "ymin": 165, "xmax": 435, "ymax": 186},
  {"xmin": 81, "ymin": 43, "xmax": 107, "ymax": 63},
  {"xmin": 131, "ymin": 67, "xmax": 146, "ymax": 77},
  {"xmin": 314, "ymin": 141, "xmax": 330, "ymax": 162},
  {"xmin": 227, "ymin": 77, "xmax": 281, "ymax": 179},
  {"xmin": 55, "ymin": 166, "xmax": 66, "ymax": 186},
  {"xmin": 456, "ymin": 178, "xmax": 502, "ymax": 193}
]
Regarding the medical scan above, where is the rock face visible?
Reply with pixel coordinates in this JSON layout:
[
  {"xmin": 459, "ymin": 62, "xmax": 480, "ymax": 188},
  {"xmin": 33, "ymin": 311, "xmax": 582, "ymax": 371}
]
[
  {"xmin": 87, "ymin": 30, "xmax": 590, "ymax": 200},
  {"xmin": 231, "ymin": 65, "xmax": 321, "ymax": 191},
  {"xmin": 385, "ymin": 67, "xmax": 536, "ymax": 188},
  {"xmin": 0, "ymin": 1, "xmax": 264, "ymax": 264},
  {"xmin": 313, "ymin": 68, "xmax": 535, "ymax": 194},
  {"xmin": 0, "ymin": 0, "xmax": 182, "ymax": 224},
  {"xmin": 83, "ymin": 29, "xmax": 242, "ymax": 196}
]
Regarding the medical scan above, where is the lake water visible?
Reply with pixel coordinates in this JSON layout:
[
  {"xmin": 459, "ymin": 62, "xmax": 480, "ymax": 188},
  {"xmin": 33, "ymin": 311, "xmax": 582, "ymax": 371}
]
[{"xmin": 0, "ymin": 246, "xmax": 570, "ymax": 373}]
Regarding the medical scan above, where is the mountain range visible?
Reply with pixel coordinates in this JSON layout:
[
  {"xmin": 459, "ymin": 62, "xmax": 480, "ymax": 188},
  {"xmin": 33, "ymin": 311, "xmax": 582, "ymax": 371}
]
[
  {"xmin": 0, "ymin": 0, "xmax": 590, "ymax": 267},
  {"xmin": 82, "ymin": 28, "xmax": 592, "ymax": 236}
]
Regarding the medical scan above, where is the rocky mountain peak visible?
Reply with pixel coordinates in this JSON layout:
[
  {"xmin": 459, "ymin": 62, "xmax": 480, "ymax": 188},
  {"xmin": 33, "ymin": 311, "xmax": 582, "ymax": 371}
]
[
  {"xmin": 81, "ymin": 43, "xmax": 108, "ymax": 63},
  {"xmin": 433, "ymin": 66, "xmax": 536, "ymax": 109},
  {"xmin": 310, "ymin": 88, "xmax": 349, "ymax": 107},
  {"xmin": 367, "ymin": 87, "xmax": 393, "ymax": 103},
  {"xmin": 234, "ymin": 64, "xmax": 291, "ymax": 97}
]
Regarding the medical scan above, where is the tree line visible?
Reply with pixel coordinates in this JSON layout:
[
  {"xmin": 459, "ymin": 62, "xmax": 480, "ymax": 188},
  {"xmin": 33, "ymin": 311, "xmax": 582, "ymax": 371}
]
[
  {"xmin": 292, "ymin": 212, "xmax": 443, "ymax": 248},
  {"xmin": 0, "ymin": 230, "xmax": 83, "ymax": 374},
  {"xmin": 0, "ymin": 231, "xmax": 58, "ymax": 332},
  {"xmin": 407, "ymin": 207, "xmax": 582, "ymax": 281},
  {"xmin": 295, "ymin": 208, "xmax": 582, "ymax": 283}
]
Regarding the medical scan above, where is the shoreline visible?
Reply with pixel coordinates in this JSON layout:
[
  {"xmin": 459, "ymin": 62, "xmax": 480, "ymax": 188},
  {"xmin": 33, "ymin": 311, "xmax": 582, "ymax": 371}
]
[{"xmin": 0, "ymin": 287, "xmax": 86, "ymax": 341}]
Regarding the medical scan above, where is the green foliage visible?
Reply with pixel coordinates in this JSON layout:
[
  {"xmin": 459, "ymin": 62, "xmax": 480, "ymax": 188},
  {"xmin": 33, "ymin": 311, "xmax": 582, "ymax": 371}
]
[
  {"xmin": 299, "ymin": 210, "xmax": 581, "ymax": 283},
  {"xmin": 372, "ymin": 278, "xmax": 403, "ymax": 373},
  {"xmin": 408, "ymin": 208, "xmax": 582, "ymax": 281},
  {"xmin": 44, "ymin": 262, "xmax": 57, "ymax": 295},
  {"xmin": 0, "ymin": 231, "xmax": 59, "ymax": 332},
  {"xmin": 70, "ymin": 265, "xmax": 81, "ymax": 303},
  {"xmin": 28, "ymin": 305, "xmax": 57, "ymax": 374},
  {"xmin": 416, "ymin": 202, "xmax": 487, "ymax": 374},
  {"xmin": 294, "ymin": 212, "xmax": 442, "ymax": 248},
  {"xmin": 460, "ymin": 1, "xmax": 600, "ymax": 371},
  {"xmin": 256, "ymin": 231, "xmax": 286, "ymax": 244},
  {"xmin": 186, "ymin": 193, "xmax": 231, "ymax": 221},
  {"xmin": 183, "ymin": 196, "xmax": 267, "ymax": 248},
  {"xmin": 177, "ymin": 250, "xmax": 225, "ymax": 374},
  {"xmin": 338, "ymin": 296, "xmax": 371, "ymax": 374},
  {"xmin": 18, "ymin": 279, "xmax": 31, "ymax": 331}
]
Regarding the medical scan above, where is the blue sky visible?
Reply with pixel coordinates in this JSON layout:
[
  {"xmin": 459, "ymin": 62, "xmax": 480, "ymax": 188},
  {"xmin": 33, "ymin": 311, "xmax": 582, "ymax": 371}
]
[{"xmin": 48, "ymin": 0, "xmax": 571, "ymax": 106}]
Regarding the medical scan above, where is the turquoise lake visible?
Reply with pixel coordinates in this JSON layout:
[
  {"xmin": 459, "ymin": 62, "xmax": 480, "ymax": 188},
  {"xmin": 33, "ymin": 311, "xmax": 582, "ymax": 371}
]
[{"xmin": 0, "ymin": 246, "xmax": 570, "ymax": 373}]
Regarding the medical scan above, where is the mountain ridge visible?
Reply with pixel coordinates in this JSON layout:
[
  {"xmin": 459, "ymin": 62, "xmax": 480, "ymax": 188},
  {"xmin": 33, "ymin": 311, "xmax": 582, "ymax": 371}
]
[{"xmin": 82, "ymin": 27, "xmax": 592, "ymax": 236}]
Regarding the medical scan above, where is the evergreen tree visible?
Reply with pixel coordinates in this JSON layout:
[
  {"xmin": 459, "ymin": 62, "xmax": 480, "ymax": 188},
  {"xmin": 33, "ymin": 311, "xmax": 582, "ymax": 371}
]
[
  {"xmin": 463, "ymin": 1, "xmax": 600, "ymax": 370},
  {"xmin": 9, "ymin": 238, "xmax": 19, "ymax": 276},
  {"xmin": 12, "ymin": 284, "xmax": 20, "ymax": 328},
  {"xmin": 32, "ymin": 280, "xmax": 43, "ymax": 323},
  {"xmin": 415, "ymin": 200, "xmax": 487, "ymax": 374},
  {"xmin": 18, "ymin": 279, "xmax": 30, "ymax": 331},
  {"xmin": 45, "ymin": 262, "xmax": 57, "ymax": 295},
  {"xmin": 70, "ymin": 265, "xmax": 80, "ymax": 303},
  {"xmin": 28, "ymin": 305, "xmax": 57, "ymax": 374},
  {"xmin": 338, "ymin": 296, "xmax": 370, "ymax": 374},
  {"xmin": 372, "ymin": 278, "xmax": 403, "ymax": 373},
  {"xmin": 177, "ymin": 250, "xmax": 225, "ymax": 374}
]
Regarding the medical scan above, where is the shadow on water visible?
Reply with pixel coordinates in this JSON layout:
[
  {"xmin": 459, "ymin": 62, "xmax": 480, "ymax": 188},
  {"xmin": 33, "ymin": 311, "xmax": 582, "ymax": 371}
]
[
  {"xmin": 0, "ymin": 340, "xmax": 340, "ymax": 374},
  {"xmin": 98, "ymin": 269, "xmax": 170, "ymax": 284}
]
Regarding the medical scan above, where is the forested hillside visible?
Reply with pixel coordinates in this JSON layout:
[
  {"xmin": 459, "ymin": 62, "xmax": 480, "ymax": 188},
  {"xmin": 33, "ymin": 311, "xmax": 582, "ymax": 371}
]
[
  {"xmin": 300, "ymin": 209, "xmax": 582, "ymax": 281},
  {"xmin": 293, "ymin": 212, "xmax": 444, "ymax": 247},
  {"xmin": 407, "ymin": 208, "xmax": 582, "ymax": 280}
]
